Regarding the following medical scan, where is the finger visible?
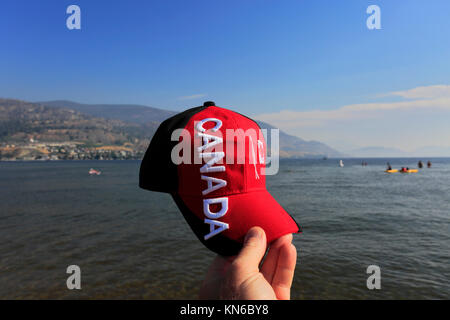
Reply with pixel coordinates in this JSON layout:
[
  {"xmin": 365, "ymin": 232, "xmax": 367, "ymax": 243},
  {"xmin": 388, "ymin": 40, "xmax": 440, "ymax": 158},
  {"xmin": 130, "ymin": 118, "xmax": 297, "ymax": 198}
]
[
  {"xmin": 232, "ymin": 227, "xmax": 267, "ymax": 275},
  {"xmin": 261, "ymin": 233, "xmax": 293, "ymax": 283},
  {"xmin": 271, "ymin": 243, "xmax": 297, "ymax": 300}
]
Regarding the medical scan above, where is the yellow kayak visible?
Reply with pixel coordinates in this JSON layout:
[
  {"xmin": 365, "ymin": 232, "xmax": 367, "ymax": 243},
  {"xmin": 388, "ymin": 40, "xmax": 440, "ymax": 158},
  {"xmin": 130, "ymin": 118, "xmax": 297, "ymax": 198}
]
[
  {"xmin": 401, "ymin": 169, "xmax": 418, "ymax": 173},
  {"xmin": 385, "ymin": 169, "xmax": 419, "ymax": 173}
]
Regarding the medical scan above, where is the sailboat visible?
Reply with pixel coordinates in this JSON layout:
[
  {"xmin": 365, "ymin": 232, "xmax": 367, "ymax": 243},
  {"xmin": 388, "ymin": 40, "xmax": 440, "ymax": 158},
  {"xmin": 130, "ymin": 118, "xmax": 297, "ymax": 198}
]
[{"xmin": 339, "ymin": 160, "xmax": 344, "ymax": 167}]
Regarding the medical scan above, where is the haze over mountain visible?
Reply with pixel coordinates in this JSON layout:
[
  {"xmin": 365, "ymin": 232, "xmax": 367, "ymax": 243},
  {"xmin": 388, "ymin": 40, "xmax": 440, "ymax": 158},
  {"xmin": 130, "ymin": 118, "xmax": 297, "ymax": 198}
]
[
  {"xmin": 410, "ymin": 146, "xmax": 450, "ymax": 157},
  {"xmin": 255, "ymin": 121, "xmax": 342, "ymax": 158},
  {"xmin": 348, "ymin": 146, "xmax": 450, "ymax": 158},
  {"xmin": 348, "ymin": 147, "xmax": 410, "ymax": 158}
]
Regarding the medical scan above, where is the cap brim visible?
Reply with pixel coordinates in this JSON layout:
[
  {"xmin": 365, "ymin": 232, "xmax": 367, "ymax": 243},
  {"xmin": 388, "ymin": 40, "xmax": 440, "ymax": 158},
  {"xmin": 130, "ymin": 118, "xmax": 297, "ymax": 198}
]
[{"xmin": 172, "ymin": 190, "xmax": 301, "ymax": 256}]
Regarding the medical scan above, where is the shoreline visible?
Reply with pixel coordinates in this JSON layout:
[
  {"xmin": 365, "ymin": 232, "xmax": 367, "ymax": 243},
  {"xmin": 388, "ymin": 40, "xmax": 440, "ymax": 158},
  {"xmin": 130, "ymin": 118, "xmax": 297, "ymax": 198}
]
[{"xmin": 1, "ymin": 156, "xmax": 449, "ymax": 162}]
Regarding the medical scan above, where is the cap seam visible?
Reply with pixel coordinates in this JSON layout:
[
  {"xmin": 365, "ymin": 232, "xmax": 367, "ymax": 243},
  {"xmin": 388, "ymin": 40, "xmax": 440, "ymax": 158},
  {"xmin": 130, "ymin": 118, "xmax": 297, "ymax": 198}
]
[
  {"xmin": 177, "ymin": 105, "xmax": 211, "ymax": 193},
  {"xmin": 229, "ymin": 109, "xmax": 248, "ymax": 192}
]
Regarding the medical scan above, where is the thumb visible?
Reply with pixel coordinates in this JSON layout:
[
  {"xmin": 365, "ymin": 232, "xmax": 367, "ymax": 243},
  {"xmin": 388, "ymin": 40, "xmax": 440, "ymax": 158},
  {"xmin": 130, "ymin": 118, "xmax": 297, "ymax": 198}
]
[{"xmin": 233, "ymin": 227, "xmax": 267, "ymax": 273}]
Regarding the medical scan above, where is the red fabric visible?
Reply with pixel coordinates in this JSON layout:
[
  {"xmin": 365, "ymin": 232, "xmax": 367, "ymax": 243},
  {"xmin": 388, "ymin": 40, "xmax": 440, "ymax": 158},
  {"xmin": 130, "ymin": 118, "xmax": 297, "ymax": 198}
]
[
  {"xmin": 178, "ymin": 106, "xmax": 266, "ymax": 196},
  {"xmin": 180, "ymin": 190, "xmax": 299, "ymax": 244},
  {"xmin": 177, "ymin": 106, "xmax": 299, "ymax": 244}
]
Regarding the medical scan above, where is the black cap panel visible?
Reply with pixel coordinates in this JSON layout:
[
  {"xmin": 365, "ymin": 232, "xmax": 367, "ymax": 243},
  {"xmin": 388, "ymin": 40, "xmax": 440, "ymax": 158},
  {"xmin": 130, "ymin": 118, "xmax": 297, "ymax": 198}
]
[
  {"xmin": 140, "ymin": 101, "xmax": 244, "ymax": 256},
  {"xmin": 139, "ymin": 105, "xmax": 206, "ymax": 193},
  {"xmin": 171, "ymin": 194, "xmax": 243, "ymax": 256}
]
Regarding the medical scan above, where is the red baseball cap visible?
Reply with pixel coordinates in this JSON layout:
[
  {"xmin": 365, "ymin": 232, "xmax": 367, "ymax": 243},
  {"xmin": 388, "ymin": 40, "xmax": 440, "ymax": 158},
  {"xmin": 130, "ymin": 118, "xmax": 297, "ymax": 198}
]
[{"xmin": 140, "ymin": 101, "xmax": 300, "ymax": 256}]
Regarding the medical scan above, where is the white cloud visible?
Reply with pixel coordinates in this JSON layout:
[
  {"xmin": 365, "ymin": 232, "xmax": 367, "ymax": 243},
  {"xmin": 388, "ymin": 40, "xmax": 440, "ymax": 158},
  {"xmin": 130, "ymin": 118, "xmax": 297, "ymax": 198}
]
[
  {"xmin": 390, "ymin": 85, "xmax": 450, "ymax": 99},
  {"xmin": 178, "ymin": 93, "xmax": 207, "ymax": 100},
  {"xmin": 255, "ymin": 86, "xmax": 450, "ymax": 129},
  {"xmin": 253, "ymin": 84, "xmax": 450, "ymax": 152}
]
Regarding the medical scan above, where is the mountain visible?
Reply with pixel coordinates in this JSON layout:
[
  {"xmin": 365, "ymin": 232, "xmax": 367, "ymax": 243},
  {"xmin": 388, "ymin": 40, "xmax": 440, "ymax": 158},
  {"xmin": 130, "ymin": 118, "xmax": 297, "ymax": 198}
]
[
  {"xmin": 0, "ymin": 98, "xmax": 158, "ymax": 160},
  {"xmin": 39, "ymin": 100, "xmax": 176, "ymax": 124},
  {"xmin": 0, "ymin": 98, "xmax": 157, "ymax": 145},
  {"xmin": 1, "ymin": 98, "xmax": 342, "ymax": 159},
  {"xmin": 40, "ymin": 100, "xmax": 342, "ymax": 158},
  {"xmin": 256, "ymin": 121, "xmax": 342, "ymax": 158}
]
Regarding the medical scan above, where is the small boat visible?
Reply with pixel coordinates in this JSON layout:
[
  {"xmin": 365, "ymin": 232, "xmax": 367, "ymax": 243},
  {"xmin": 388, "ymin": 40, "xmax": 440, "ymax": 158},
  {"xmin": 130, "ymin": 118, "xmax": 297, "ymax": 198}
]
[{"xmin": 89, "ymin": 168, "xmax": 101, "ymax": 175}]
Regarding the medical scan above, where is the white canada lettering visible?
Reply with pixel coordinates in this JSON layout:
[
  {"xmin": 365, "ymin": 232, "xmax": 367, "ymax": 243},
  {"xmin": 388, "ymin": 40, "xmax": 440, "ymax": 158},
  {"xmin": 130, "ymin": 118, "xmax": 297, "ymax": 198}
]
[
  {"xmin": 196, "ymin": 118, "xmax": 222, "ymax": 133},
  {"xmin": 197, "ymin": 132, "xmax": 223, "ymax": 152},
  {"xmin": 200, "ymin": 152, "xmax": 225, "ymax": 173},
  {"xmin": 195, "ymin": 118, "xmax": 229, "ymax": 240},
  {"xmin": 203, "ymin": 198, "xmax": 228, "ymax": 218},
  {"xmin": 204, "ymin": 219, "xmax": 229, "ymax": 240},
  {"xmin": 201, "ymin": 176, "xmax": 227, "ymax": 196}
]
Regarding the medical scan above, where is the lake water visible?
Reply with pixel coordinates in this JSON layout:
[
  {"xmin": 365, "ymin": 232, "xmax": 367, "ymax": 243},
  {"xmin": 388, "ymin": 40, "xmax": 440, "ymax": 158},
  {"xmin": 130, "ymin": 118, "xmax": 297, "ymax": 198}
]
[{"xmin": 0, "ymin": 158, "xmax": 449, "ymax": 299}]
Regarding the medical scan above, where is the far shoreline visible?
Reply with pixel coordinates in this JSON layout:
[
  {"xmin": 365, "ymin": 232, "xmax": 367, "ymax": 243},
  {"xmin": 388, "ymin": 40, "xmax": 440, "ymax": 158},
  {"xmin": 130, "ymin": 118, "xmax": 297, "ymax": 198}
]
[{"xmin": 1, "ymin": 156, "xmax": 449, "ymax": 163}]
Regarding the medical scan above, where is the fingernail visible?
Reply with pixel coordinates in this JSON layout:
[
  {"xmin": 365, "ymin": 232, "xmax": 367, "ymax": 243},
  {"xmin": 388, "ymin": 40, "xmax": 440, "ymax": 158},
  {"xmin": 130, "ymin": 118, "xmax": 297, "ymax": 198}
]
[{"xmin": 244, "ymin": 227, "xmax": 262, "ymax": 243}]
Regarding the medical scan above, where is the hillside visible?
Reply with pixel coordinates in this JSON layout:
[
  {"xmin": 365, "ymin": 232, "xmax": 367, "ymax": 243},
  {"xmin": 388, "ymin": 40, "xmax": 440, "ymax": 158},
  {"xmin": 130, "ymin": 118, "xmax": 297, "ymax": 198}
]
[
  {"xmin": 39, "ymin": 100, "xmax": 342, "ymax": 158},
  {"xmin": 0, "ymin": 98, "xmax": 342, "ymax": 160},
  {"xmin": 0, "ymin": 98, "xmax": 159, "ymax": 145},
  {"xmin": 0, "ymin": 99, "xmax": 157, "ymax": 160},
  {"xmin": 40, "ymin": 100, "xmax": 176, "ymax": 124}
]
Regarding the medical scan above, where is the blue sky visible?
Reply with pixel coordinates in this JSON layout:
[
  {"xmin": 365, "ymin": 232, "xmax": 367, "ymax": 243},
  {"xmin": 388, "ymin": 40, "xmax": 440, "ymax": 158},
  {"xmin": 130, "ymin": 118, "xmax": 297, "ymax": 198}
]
[{"xmin": 1, "ymin": 0, "xmax": 450, "ymax": 152}]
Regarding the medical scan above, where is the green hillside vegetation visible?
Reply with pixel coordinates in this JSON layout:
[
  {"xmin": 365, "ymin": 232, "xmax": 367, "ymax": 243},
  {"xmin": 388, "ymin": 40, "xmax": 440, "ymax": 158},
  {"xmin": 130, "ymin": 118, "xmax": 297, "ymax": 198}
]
[{"xmin": 0, "ymin": 98, "xmax": 157, "ymax": 148}]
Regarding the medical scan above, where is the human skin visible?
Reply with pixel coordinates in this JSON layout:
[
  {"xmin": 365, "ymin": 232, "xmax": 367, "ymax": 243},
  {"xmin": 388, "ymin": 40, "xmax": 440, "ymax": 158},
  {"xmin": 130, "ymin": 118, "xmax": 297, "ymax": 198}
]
[{"xmin": 199, "ymin": 226, "xmax": 297, "ymax": 300}]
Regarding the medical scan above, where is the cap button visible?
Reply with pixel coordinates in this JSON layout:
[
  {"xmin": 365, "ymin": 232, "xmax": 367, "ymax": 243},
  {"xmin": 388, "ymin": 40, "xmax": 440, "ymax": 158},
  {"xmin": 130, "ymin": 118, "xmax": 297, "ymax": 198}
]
[{"xmin": 203, "ymin": 101, "xmax": 215, "ymax": 107}]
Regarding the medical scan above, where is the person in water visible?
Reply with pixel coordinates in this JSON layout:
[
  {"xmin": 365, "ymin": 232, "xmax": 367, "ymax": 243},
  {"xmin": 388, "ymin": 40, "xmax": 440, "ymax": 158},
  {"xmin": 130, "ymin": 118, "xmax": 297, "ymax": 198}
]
[
  {"xmin": 418, "ymin": 161, "xmax": 423, "ymax": 169},
  {"xmin": 427, "ymin": 161, "xmax": 432, "ymax": 168}
]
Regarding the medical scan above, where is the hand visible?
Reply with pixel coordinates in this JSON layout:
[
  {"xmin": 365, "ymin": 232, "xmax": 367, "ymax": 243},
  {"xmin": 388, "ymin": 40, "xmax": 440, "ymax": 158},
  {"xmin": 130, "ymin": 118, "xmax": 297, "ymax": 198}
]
[{"xmin": 199, "ymin": 226, "xmax": 297, "ymax": 300}]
